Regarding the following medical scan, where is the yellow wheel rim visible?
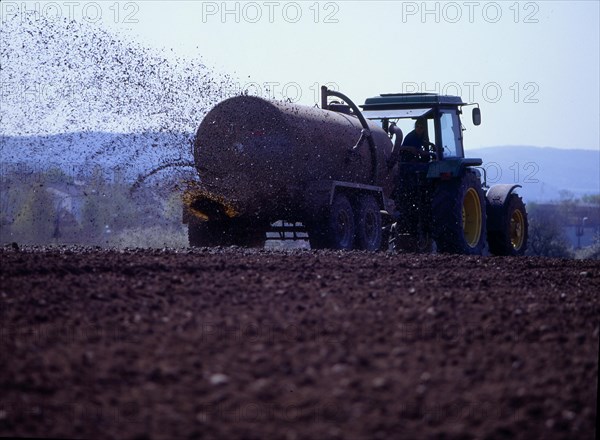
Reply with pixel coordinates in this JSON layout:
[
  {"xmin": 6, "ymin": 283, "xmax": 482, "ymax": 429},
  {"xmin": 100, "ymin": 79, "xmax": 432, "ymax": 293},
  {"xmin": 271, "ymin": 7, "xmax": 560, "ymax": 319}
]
[
  {"xmin": 462, "ymin": 188, "xmax": 482, "ymax": 247},
  {"xmin": 510, "ymin": 208, "xmax": 525, "ymax": 250}
]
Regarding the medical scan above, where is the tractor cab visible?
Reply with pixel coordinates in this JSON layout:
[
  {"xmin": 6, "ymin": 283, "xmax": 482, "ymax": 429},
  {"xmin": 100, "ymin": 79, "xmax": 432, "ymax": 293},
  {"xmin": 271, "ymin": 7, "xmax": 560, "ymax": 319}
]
[
  {"xmin": 361, "ymin": 93, "xmax": 483, "ymax": 175},
  {"xmin": 360, "ymin": 93, "xmax": 490, "ymax": 254}
]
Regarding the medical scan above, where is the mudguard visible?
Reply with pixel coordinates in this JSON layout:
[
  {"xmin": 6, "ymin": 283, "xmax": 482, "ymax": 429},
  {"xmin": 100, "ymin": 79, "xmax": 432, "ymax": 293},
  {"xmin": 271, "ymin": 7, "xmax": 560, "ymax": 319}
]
[
  {"xmin": 427, "ymin": 157, "xmax": 483, "ymax": 179},
  {"xmin": 486, "ymin": 184, "xmax": 522, "ymax": 231}
]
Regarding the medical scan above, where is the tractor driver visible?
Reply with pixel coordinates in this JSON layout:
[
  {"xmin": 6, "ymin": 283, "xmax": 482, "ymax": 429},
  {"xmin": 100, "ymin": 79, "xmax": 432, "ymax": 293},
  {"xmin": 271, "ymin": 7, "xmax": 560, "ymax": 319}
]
[
  {"xmin": 388, "ymin": 118, "xmax": 432, "ymax": 237},
  {"xmin": 400, "ymin": 118, "xmax": 432, "ymax": 162}
]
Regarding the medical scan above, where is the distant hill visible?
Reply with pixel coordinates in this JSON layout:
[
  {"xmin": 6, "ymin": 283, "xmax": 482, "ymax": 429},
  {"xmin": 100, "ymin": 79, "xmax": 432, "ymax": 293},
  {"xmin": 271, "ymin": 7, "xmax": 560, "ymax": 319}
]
[
  {"xmin": 468, "ymin": 146, "xmax": 599, "ymax": 202},
  {"xmin": 1, "ymin": 134, "xmax": 598, "ymax": 202}
]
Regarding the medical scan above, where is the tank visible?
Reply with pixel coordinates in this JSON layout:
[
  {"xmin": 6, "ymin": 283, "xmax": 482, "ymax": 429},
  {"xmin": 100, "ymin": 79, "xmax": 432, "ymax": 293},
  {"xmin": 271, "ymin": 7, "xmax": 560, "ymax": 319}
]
[{"xmin": 191, "ymin": 95, "xmax": 394, "ymax": 221}]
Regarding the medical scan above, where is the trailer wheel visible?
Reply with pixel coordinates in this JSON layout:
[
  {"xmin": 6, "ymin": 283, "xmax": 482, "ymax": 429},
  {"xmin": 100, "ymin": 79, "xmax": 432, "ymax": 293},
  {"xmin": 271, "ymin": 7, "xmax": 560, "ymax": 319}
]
[
  {"xmin": 355, "ymin": 195, "xmax": 382, "ymax": 251},
  {"xmin": 235, "ymin": 229, "xmax": 267, "ymax": 248},
  {"xmin": 308, "ymin": 194, "xmax": 355, "ymax": 250},
  {"xmin": 488, "ymin": 194, "xmax": 528, "ymax": 256},
  {"xmin": 188, "ymin": 221, "xmax": 223, "ymax": 247},
  {"xmin": 188, "ymin": 220, "xmax": 266, "ymax": 248},
  {"xmin": 432, "ymin": 171, "xmax": 487, "ymax": 255}
]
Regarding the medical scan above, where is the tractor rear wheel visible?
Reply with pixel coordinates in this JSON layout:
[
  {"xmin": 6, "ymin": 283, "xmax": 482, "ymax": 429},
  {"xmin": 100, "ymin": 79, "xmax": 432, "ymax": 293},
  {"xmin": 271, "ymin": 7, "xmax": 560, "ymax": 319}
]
[
  {"xmin": 488, "ymin": 194, "xmax": 528, "ymax": 256},
  {"xmin": 354, "ymin": 195, "xmax": 382, "ymax": 251},
  {"xmin": 432, "ymin": 171, "xmax": 487, "ymax": 255}
]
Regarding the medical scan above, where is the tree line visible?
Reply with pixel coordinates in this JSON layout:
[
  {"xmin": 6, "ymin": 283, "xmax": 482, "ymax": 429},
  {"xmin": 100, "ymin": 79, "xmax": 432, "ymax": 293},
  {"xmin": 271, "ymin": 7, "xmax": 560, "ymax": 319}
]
[
  {"xmin": 0, "ymin": 166, "xmax": 187, "ymax": 247},
  {"xmin": 1, "ymin": 167, "xmax": 598, "ymax": 258},
  {"xmin": 526, "ymin": 193, "xmax": 600, "ymax": 259}
]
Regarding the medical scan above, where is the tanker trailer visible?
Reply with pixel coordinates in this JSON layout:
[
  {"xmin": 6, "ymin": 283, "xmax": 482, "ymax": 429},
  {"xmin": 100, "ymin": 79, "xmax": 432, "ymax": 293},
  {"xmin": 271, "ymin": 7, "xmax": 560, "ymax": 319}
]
[
  {"xmin": 182, "ymin": 87, "xmax": 395, "ymax": 250},
  {"xmin": 184, "ymin": 86, "xmax": 529, "ymax": 256}
]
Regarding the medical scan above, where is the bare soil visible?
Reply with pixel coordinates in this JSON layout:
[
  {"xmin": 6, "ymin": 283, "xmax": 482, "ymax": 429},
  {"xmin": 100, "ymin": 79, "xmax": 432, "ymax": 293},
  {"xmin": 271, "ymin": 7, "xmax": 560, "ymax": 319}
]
[{"xmin": 1, "ymin": 246, "xmax": 598, "ymax": 439}]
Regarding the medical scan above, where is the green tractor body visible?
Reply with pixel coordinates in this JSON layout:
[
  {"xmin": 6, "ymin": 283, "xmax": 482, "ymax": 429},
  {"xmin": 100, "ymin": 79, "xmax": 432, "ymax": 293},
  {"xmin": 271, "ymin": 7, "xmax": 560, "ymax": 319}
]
[{"xmin": 360, "ymin": 92, "xmax": 528, "ymax": 255}]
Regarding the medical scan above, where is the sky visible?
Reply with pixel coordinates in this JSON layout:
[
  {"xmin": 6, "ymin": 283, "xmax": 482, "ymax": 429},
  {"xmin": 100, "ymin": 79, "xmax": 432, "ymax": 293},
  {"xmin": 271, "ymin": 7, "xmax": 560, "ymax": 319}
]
[{"xmin": 3, "ymin": 1, "xmax": 600, "ymax": 151}]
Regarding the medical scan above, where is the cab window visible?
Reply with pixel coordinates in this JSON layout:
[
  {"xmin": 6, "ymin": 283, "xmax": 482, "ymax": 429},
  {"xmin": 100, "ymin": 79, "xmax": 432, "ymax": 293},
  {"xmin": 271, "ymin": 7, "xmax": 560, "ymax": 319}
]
[{"xmin": 439, "ymin": 111, "xmax": 462, "ymax": 158}]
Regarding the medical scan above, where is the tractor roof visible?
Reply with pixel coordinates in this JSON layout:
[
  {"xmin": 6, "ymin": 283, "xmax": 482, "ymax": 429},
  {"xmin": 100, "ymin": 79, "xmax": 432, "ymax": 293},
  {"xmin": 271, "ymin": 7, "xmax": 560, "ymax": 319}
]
[{"xmin": 361, "ymin": 93, "xmax": 466, "ymax": 110}]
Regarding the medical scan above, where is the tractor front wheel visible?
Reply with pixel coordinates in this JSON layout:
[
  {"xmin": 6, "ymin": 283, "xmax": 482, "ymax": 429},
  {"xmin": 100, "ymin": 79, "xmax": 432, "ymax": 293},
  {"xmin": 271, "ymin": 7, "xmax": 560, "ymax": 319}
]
[{"xmin": 488, "ymin": 194, "xmax": 528, "ymax": 256}]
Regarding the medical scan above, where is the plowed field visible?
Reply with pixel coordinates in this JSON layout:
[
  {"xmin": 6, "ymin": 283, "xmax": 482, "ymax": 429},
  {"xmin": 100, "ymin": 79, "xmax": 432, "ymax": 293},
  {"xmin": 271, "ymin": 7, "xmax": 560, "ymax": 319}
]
[{"xmin": 1, "ymin": 246, "xmax": 598, "ymax": 439}]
